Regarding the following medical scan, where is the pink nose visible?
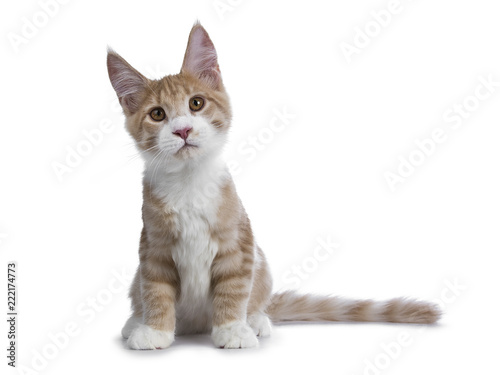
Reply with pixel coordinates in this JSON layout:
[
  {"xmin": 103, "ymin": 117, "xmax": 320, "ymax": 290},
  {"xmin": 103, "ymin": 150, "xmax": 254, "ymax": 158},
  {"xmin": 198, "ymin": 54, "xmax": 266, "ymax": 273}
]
[{"xmin": 172, "ymin": 127, "xmax": 192, "ymax": 140}]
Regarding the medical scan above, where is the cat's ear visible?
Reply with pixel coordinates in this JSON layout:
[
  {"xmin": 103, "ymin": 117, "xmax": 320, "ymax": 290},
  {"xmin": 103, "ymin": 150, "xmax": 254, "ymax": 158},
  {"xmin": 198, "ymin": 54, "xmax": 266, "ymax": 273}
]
[
  {"xmin": 181, "ymin": 22, "xmax": 222, "ymax": 90},
  {"xmin": 107, "ymin": 49, "xmax": 148, "ymax": 114}
]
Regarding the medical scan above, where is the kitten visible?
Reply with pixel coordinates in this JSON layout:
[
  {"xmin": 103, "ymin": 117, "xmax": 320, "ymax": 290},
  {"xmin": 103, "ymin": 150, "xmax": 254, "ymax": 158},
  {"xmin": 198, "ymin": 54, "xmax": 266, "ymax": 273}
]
[{"xmin": 107, "ymin": 22, "xmax": 440, "ymax": 350}]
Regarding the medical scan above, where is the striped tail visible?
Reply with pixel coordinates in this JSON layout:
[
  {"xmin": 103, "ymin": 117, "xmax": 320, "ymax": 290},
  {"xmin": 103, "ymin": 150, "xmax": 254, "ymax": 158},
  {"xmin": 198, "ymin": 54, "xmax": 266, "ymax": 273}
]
[{"xmin": 266, "ymin": 291, "xmax": 441, "ymax": 324}]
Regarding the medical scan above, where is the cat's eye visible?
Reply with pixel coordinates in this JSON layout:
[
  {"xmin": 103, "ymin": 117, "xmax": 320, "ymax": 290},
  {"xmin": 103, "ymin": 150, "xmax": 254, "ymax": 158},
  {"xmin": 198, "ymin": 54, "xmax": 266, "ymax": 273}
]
[
  {"xmin": 189, "ymin": 97, "xmax": 205, "ymax": 111},
  {"xmin": 150, "ymin": 107, "xmax": 166, "ymax": 121}
]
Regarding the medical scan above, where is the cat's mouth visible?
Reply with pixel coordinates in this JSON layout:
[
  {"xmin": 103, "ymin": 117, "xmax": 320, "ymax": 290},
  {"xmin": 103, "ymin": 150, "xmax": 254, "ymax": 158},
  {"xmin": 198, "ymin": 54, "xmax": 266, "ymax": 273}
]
[
  {"xmin": 181, "ymin": 142, "xmax": 197, "ymax": 149},
  {"xmin": 176, "ymin": 141, "xmax": 198, "ymax": 154}
]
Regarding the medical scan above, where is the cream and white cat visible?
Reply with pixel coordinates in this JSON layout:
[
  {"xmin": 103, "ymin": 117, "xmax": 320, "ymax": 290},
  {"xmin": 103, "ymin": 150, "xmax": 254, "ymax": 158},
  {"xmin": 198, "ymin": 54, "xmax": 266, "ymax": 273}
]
[{"xmin": 107, "ymin": 22, "xmax": 440, "ymax": 350}]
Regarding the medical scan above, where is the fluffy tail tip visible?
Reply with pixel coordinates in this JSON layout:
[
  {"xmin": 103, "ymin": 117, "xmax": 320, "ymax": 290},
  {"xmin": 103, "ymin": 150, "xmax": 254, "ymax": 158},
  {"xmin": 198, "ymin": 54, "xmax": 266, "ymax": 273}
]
[{"xmin": 384, "ymin": 298, "xmax": 442, "ymax": 324}]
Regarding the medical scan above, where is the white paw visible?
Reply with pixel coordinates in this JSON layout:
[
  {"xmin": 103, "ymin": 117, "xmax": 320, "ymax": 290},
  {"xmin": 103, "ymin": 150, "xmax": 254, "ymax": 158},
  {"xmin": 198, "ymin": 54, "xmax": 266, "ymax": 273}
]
[
  {"xmin": 248, "ymin": 314, "xmax": 272, "ymax": 337},
  {"xmin": 121, "ymin": 316, "xmax": 141, "ymax": 339},
  {"xmin": 212, "ymin": 321, "xmax": 258, "ymax": 349},
  {"xmin": 127, "ymin": 324, "xmax": 174, "ymax": 350}
]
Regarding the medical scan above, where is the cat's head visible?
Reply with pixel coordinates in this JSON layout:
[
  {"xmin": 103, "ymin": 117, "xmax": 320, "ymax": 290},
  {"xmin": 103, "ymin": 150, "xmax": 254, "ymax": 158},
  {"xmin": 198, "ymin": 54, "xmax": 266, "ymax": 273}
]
[{"xmin": 107, "ymin": 23, "xmax": 231, "ymax": 168}]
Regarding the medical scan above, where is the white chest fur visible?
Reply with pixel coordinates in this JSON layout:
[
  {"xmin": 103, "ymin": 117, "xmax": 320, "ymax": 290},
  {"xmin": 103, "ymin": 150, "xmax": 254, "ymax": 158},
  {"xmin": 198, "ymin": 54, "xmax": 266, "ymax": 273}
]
[
  {"xmin": 171, "ymin": 207, "xmax": 218, "ymax": 334},
  {"xmin": 145, "ymin": 158, "xmax": 228, "ymax": 334}
]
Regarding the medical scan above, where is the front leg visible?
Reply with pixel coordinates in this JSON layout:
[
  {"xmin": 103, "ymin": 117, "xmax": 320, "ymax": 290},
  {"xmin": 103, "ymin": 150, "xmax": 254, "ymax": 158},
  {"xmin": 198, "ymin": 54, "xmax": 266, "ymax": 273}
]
[
  {"xmin": 127, "ymin": 255, "xmax": 179, "ymax": 350},
  {"xmin": 210, "ymin": 246, "xmax": 257, "ymax": 349}
]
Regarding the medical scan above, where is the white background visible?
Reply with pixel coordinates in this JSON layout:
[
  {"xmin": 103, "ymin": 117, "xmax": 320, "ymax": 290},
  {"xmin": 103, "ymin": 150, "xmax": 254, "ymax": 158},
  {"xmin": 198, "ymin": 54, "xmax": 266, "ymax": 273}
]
[{"xmin": 1, "ymin": 0, "xmax": 499, "ymax": 374}]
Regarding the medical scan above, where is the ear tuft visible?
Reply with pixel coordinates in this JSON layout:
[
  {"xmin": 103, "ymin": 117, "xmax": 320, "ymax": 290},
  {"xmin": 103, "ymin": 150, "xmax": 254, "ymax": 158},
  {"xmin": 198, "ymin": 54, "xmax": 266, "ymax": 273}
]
[
  {"xmin": 107, "ymin": 49, "xmax": 147, "ymax": 113},
  {"xmin": 181, "ymin": 23, "xmax": 221, "ymax": 89}
]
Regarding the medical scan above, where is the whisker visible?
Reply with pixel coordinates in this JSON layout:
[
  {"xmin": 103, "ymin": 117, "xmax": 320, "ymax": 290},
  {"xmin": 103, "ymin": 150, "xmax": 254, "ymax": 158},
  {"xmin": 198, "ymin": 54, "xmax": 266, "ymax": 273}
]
[
  {"xmin": 148, "ymin": 149, "xmax": 168, "ymax": 200},
  {"xmin": 126, "ymin": 144, "xmax": 161, "ymax": 163}
]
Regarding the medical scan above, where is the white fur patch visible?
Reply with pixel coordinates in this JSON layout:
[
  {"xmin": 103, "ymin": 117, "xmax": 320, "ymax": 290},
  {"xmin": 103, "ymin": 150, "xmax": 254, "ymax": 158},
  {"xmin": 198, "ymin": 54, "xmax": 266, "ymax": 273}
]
[
  {"xmin": 248, "ymin": 314, "xmax": 272, "ymax": 337},
  {"xmin": 145, "ymin": 156, "xmax": 229, "ymax": 334},
  {"xmin": 212, "ymin": 321, "xmax": 258, "ymax": 349},
  {"xmin": 122, "ymin": 316, "xmax": 141, "ymax": 339},
  {"xmin": 142, "ymin": 110, "xmax": 227, "ymax": 178},
  {"xmin": 171, "ymin": 205, "xmax": 219, "ymax": 334},
  {"xmin": 127, "ymin": 324, "xmax": 174, "ymax": 350}
]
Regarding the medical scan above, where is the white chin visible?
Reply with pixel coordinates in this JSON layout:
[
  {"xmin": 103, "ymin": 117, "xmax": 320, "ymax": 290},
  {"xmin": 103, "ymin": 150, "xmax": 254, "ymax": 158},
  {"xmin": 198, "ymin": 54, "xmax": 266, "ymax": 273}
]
[{"xmin": 174, "ymin": 145, "xmax": 202, "ymax": 159}]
